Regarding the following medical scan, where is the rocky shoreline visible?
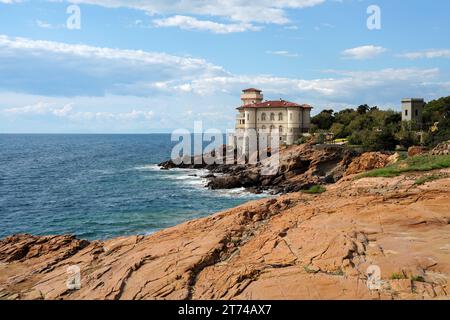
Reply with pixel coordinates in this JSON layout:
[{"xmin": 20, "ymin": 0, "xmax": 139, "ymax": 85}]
[
  {"xmin": 1, "ymin": 168, "xmax": 449, "ymax": 300},
  {"xmin": 1, "ymin": 143, "xmax": 449, "ymax": 300},
  {"xmin": 159, "ymin": 143, "xmax": 397, "ymax": 194}
]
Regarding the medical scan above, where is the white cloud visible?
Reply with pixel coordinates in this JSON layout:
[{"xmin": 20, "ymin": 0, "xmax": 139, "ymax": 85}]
[
  {"xmin": 398, "ymin": 49, "xmax": 450, "ymax": 59},
  {"xmin": 66, "ymin": 0, "xmax": 325, "ymax": 25},
  {"xmin": 35, "ymin": 20, "xmax": 65, "ymax": 29},
  {"xmin": 0, "ymin": 34, "xmax": 226, "ymax": 96},
  {"xmin": 341, "ymin": 45, "xmax": 387, "ymax": 60},
  {"xmin": 266, "ymin": 50, "xmax": 300, "ymax": 58},
  {"xmin": 161, "ymin": 68, "xmax": 444, "ymax": 103},
  {"xmin": 153, "ymin": 15, "xmax": 261, "ymax": 34},
  {"xmin": 0, "ymin": 35, "xmax": 220, "ymax": 71},
  {"xmin": 0, "ymin": 35, "xmax": 448, "ymax": 132},
  {"xmin": 2, "ymin": 102, "xmax": 154, "ymax": 121},
  {"xmin": 35, "ymin": 20, "xmax": 53, "ymax": 29}
]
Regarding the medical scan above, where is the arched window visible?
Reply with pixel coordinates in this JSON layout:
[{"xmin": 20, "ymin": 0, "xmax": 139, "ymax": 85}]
[
  {"xmin": 270, "ymin": 125, "xmax": 275, "ymax": 132},
  {"xmin": 278, "ymin": 113, "xmax": 283, "ymax": 121},
  {"xmin": 261, "ymin": 125, "xmax": 266, "ymax": 130},
  {"xmin": 261, "ymin": 113, "xmax": 266, "ymax": 121},
  {"xmin": 279, "ymin": 126, "xmax": 283, "ymax": 133},
  {"xmin": 270, "ymin": 113, "xmax": 275, "ymax": 121}
]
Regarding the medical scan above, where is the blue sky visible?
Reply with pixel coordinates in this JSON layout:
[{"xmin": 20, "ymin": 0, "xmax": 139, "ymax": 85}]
[{"xmin": 0, "ymin": 0, "xmax": 449, "ymax": 133}]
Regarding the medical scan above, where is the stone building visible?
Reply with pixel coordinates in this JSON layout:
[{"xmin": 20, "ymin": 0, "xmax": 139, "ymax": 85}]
[
  {"xmin": 402, "ymin": 98, "xmax": 425, "ymax": 125},
  {"xmin": 235, "ymin": 88, "xmax": 312, "ymax": 145}
]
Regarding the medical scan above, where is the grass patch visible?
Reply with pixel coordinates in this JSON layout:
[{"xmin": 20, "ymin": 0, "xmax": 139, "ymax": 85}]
[
  {"xmin": 329, "ymin": 268, "xmax": 344, "ymax": 276},
  {"xmin": 414, "ymin": 175, "xmax": 441, "ymax": 186},
  {"xmin": 411, "ymin": 275, "xmax": 426, "ymax": 282},
  {"xmin": 359, "ymin": 154, "xmax": 450, "ymax": 178},
  {"xmin": 303, "ymin": 265, "xmax": 319, "ymax": 274},
  {"xmin": 301, "ymin": 185, "xmax": 326, "ymax": 194},
  {"xmin": 390, "ymin": 272, "xmax": 407, "ymax": 280}
]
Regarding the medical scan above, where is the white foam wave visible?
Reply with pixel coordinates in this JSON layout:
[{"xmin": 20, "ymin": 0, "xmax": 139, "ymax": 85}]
[{"xmin": 134, "ymin": 164, "xmax": 161, "ymax": 171}]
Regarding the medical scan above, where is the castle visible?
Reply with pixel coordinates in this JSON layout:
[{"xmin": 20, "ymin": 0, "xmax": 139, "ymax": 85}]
[{"xmin": 235, "ymin": 88, "xmax": 312, "ymax": 145}]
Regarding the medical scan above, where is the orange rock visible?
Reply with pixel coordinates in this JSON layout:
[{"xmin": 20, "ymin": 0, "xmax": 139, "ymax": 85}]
[
  {"xmin": 408, "ymin": 146, "xmax": 428, "ymax": 157},
  {"xmin": 344, "ymin": 152, "xmax": 393, "ymax": 176},
  {"xmin": 0, "ymin": 173, "xmax": 449, "ymax": 300}
]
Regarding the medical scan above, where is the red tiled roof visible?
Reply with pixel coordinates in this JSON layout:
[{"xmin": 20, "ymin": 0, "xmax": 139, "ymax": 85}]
[
  {"xmin": 237, "ymin": 100, "xmax": 312, "ymax": 110},
  {"xmin": 242, "ymin": 88, "xmax": 262, "ymax": 93}
]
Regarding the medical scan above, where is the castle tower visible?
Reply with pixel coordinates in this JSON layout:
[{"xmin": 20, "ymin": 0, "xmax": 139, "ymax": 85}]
[
  {"xmin": 241, "ymin": 88, "xmax": 263, "ymax": 106},
  {"xmin": 402, "ymin": 98, "xmax": 425, "ymax": 125}
]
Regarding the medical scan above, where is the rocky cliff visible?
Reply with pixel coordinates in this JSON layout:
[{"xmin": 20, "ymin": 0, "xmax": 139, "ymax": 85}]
[
  {"xmin": 1, "ymin": 168, "xmax": 449, "ymax": 300},
  {"xmin": 160, "ymin": 143, "xmax": 363, "ymax": 193}
]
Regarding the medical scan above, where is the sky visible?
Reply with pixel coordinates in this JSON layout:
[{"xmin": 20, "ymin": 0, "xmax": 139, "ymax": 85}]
[{"xmin": 0, "ymin": 0, "xmax": 449, "ymax": 133}]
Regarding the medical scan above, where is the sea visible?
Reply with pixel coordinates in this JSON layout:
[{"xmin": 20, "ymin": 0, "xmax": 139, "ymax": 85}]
[{"xmin": 0, "ymin": 134, "xmax": 265, "ymax": 240}]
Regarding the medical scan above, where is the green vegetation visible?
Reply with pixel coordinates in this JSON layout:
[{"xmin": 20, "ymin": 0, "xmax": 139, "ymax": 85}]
[
  {"xmin": 303, "ymin": 265, "xmax": 319, "ymax": 274},
  {"xmin": 294, "ymin": 135, "xmax": 310, "ymax": 145},
  {"xmin": 390, "ymin": 272, "xmax": 407, "ymax": 280},
  {"xmin": 410, "ymin": 275, "xmax": 426, "ymax": 282},
  {"xmin": 310, "ymin": 96, "xmax": 449, "ymax": 151},
  {"xmin": 329, "ymin": 268, "xmax": 344, "ymax": 276},
  {"xmin": 359, "ymin": 154, "xmax": 450, "ymax": 178},
  {"xmin": 414, "ymin": 175, "xmax": 442, "ymax": 186},
  {"xmin": 301, "ymin": 185, "xmax": 326, "ymax": 194}
]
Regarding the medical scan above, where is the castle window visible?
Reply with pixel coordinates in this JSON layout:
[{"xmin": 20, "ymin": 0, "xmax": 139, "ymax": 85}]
[
  {"xmin": 290, "ymin": 113, "xmax": 293, "ymax": 121},
  {"xmin": 261, "ymin": 113, "xmax": 266, "ymax": 121},
  {"xmin": 270, "ymin": 113, "xmax": 275, "ymax": 121},
  {"xmin": 247, "ymin": 113, "xmax": 250, "ymax": 121},
  {"xmin": 270, "ymin": 125, "xmax": 275, "ymax": 132},
  {"xmin": 415, "ymin": 109, "xmax": 418, "ymax": 116},
  {"xmin": 278, "ymin": 113, "xmax": 283, "ymax": 121},
  {"xmin": 279, "ymin": 126, "xmax": 283, "ymax": 133},
  {"xmin": 405, "ymin": 110, "xmax": 408, "ymax": 116}
]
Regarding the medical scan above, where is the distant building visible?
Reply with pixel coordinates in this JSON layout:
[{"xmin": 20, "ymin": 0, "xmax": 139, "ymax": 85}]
[
  {"xmin": 235, "ymin": 88, "xmax": 312, "ymax": 145},
  {"xmin": 402, "ymin": 98, "xmax": 425, "ymax": 125}
]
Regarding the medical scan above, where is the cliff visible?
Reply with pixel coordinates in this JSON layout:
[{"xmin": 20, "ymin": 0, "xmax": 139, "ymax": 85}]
[
  {"xmin": 160, "ymin": 143, "xmax": 361, "ymax": 193},
  {"xmin": 1, "ymin": 168, "xmax": 449, "ymax": 300}
]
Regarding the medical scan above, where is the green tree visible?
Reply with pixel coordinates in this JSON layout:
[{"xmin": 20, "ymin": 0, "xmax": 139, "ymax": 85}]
[
  {"xmin": 311, "ymin": 109, "xmax": 334, "ymax": 130},
  {"xmin": 357, "ymin": 104, "xmax": 370, "ymax": 115}
]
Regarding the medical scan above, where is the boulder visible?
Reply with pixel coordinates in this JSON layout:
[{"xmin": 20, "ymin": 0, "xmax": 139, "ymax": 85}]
[
  {"xmin": 344, "ymin": 152, "xmax": 392, "ymax": 176},
  {"xmin": 431, "ymin": 141, "xmax": 450, "ymax": 156},
  {"xmin": 408, "ymin": 146, "xmax": 428, "ymax": 157}
]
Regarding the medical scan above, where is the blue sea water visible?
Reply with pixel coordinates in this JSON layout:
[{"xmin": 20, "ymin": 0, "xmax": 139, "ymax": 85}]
[{"xmin": 0, "ymin": 134, "xmax": 263, "ymax": 240}]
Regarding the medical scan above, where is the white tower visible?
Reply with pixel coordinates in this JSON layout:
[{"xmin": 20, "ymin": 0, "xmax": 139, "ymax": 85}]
[{"xmin": 241, "ymin": 88, "xmax": 263, "ymax": 106}]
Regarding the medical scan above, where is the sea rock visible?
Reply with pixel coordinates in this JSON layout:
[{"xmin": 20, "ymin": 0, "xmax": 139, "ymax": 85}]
[
  {"xmin": 160, "ymin": 143, "xmax": 361, "ymax": 194},
  {"xmin": 0, "ymin": 172, "xmax": 449, "ymax": 300},
  {"xmin": 344, "ymin": 152, "xmax": 393, "ymax": 176}
]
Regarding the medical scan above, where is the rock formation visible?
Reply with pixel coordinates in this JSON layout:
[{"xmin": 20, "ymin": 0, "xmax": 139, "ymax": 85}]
[
  {"xmin": 1, "ymin": 169, "xmax": 449, "ymax": 300},
  {"xmin": 344, "ymin": 152, "xmax": 398, "ymax": 176},
  {"xmin": 160, "ymin": 143, "xmax": 360, "ymax": 193},
  {"xmin": 431, "ymin": 141, "xmax": 450, "ymax": 156}
]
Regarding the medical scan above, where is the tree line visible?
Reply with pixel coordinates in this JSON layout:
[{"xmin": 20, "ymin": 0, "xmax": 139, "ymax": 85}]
[{"xmin": 309, "ymin": 96, "xmax": 450, "ymax": 151}]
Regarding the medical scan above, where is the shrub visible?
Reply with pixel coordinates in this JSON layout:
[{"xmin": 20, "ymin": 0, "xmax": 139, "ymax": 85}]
[
  {"xmin": 391, "ymin": 272, "xmax": 407, "ymax": 280},
  {"xmin": 411, "ymin": 275, "xmax": 426, "ymax": 282},
  {"xmin": 414, "ymin": 175, "xmax": 441, "ymax": 185},
  {"xmin": 301, "ymin": 185, "xmax": 326, "ymax": 194},
  {"xmin": 360, "ymin": 154, "xmax": 450, "ymax": 178}
]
